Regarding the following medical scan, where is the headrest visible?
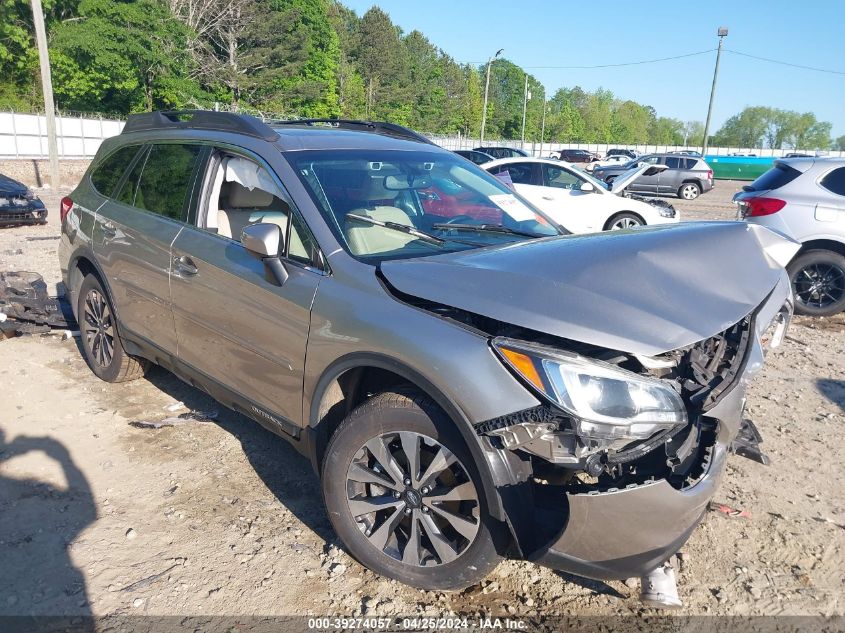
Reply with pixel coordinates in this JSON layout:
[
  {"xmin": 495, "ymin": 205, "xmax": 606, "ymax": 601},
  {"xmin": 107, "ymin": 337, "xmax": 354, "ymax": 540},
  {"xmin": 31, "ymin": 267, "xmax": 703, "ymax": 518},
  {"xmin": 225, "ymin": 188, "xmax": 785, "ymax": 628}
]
[{"xmin": 226, "ymin": 182, "xmax": 274, "ymax": 208}]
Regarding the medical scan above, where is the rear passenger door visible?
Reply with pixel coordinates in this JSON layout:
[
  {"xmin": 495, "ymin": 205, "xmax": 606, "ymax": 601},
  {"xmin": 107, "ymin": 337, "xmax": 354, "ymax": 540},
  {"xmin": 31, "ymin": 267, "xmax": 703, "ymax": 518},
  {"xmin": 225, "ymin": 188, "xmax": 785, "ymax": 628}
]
[
  {"xmin": 94, "ymin": 143, "xmax": 205, "ymax": 354},
  {"xmin": 658, "ymin": 156, "xmax": 684, "ymax": 193},
  {"xmin": 169, "ymin": 150, "xmax": 323, "ymax": 434},
  {"xmin": 628, "ymin": 155, "xmax": 661, "ymax": 193}
]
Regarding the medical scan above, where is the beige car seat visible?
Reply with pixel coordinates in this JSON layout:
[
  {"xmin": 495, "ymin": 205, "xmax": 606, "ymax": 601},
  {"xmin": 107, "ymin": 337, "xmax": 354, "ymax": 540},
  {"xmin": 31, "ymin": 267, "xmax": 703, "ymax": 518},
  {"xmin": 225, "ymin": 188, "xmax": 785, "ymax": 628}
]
[{"xmin": 345, "ymin": 175, "xmax": 416, "ymax": 255}]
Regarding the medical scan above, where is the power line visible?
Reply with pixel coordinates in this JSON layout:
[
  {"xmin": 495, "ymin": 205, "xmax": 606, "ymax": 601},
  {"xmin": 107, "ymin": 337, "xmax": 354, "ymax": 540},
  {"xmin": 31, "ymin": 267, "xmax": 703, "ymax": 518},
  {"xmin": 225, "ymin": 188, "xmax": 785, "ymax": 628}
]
[
  {"xmin": 459, "ymin": 49, "xmax": 715, "ymax": 69},
  {"xmin": 725, "ymin": 49, "xmax": 845, "ymax": 76}
]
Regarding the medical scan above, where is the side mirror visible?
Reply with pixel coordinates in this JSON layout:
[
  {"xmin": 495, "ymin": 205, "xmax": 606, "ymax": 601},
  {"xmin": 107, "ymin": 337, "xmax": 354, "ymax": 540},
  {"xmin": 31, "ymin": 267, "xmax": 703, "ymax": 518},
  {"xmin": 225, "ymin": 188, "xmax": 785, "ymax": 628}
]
[
  {"xmin": 579, "ymin": 182, "xmax": 595, "ymax": 193},
  {"xmin": 241, "ymin": 223, "xmax": 289, "ymax": 286}
]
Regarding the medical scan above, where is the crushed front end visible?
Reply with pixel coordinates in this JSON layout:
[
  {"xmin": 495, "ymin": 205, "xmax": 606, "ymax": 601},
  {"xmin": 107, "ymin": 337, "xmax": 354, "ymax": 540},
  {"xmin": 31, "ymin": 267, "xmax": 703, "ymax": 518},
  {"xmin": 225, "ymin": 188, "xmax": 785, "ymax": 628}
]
[{"xmin": 476, "ymin": 284, "xmax": 792, "ymax": 582}]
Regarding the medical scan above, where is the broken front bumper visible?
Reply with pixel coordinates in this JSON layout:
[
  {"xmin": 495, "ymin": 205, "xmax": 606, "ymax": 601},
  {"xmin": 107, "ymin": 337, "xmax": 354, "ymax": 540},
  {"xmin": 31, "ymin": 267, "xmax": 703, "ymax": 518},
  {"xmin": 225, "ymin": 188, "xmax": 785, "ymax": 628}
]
[
  {"xmin": 0, "ymin": 200, "xmax": 47, "ymax": 226},
  {"xmin": 526, "ymin": 374, "xmax": 748, "ymax": 581}
]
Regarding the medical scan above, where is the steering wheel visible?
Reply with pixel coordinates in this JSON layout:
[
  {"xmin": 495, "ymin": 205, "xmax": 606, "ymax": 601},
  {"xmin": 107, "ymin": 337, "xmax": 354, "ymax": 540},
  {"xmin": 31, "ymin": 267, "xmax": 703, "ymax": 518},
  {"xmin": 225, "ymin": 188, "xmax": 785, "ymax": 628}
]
[{"xmin": 444, "ymin": 215, "xmax": 476, "ymax": 224}]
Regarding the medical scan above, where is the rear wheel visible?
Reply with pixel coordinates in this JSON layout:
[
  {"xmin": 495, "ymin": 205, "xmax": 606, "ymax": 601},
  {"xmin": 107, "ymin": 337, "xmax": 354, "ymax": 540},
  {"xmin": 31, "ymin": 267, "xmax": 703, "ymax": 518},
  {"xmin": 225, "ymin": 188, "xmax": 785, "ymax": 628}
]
[
  {"xmin": 321, "ymin": 389, "xmax": 502, "ymax": 590},
  {"xmin": 605, "ymin": 212, "xmax": 645, "ymax": 231},
  {"xmin": 77, "ymin": 274, "xmax": 148, "ymax": 382},
  {"xmin": 788, "ymin": 250, "xmax": 845, "ymax": 316},
  {"xmin": 678, "ymin": 182, "xmax": 700, "ymax": 200}
]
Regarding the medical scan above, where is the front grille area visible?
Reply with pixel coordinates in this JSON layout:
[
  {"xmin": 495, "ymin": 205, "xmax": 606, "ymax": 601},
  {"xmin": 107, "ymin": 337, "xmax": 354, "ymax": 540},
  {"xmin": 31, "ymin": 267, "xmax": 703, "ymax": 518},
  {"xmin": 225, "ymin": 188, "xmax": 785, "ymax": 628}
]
[{"xmin": 672, "ymin": 315, "xmax": 753, "ymax": 412}]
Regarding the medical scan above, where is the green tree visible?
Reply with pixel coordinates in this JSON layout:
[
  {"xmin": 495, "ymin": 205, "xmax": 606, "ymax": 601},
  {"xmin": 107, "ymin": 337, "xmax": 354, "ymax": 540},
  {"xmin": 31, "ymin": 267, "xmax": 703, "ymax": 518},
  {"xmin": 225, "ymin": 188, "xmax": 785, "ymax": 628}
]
[
  {"xmin": 50, "ymin": 0, "xmax": 202, "ymax": 113},
  {"xmin": 713, "ymin": 106, "xmax": 773, "ymax": 148},
  {"xmin": 835, "ymin": 135, "xmax": 845, "ymax": 151}
]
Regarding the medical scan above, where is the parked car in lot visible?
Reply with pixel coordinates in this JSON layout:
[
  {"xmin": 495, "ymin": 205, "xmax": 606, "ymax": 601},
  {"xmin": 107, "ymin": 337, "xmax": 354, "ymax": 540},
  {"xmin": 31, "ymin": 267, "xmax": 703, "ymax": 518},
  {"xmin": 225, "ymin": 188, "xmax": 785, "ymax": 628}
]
[
  {"xmin": 473, "ymin": 146, "xmax": 530, "ymax": 159},
  {"xmin": 453, "ymin": 149, "xmax": 495, "ymax": 165},
  {"xmin": 606, "ymin": 148, "xmax": 639, "ymax": 160},
  {"xmin": 483, "ymin": 157, "xmax": 678, "ymax": 232},
  {"xmin": 59, "ymin": 111, "xmax": 797, "ymax": 606},
  {"xmin": 0, "ymin": 173, "xmax": 47, "ymax": 226},
  {"xmin": 735, "ymin": 157, "xmax": 845, "ymax": 316},
  {"xmin": 584, "ymin": 154, "xmax": 630, "ymax": 171},
  {"xmin": 556, "ymin": 148, "xmax": 599, "ymax": 163},
  {"xmin": 592, "ymin": 153, "xmax": 713, "ymax": 200}
]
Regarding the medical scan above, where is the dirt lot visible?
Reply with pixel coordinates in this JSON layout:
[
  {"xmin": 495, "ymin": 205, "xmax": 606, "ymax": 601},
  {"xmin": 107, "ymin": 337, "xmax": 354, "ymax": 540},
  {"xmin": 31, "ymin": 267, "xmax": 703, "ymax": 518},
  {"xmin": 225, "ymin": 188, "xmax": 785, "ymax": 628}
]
[{"xmin": 1, "ymin": 181, "xmax": 843, "ymax": 621}]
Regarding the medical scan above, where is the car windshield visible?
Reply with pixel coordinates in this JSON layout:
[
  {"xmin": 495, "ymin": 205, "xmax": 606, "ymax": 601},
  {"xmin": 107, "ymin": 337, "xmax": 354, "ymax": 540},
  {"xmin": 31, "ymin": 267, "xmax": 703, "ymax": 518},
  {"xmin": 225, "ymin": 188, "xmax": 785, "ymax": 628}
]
[{"xmin": 289, "ymin": 149, "xmax": 560, "ymax": 262}]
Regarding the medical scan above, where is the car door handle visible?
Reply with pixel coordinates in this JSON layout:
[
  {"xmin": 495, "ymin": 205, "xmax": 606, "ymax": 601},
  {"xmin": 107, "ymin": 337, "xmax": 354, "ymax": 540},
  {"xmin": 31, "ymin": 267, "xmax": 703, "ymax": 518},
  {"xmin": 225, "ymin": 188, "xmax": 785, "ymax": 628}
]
[
  {"xmin": 102, "ymin": 222, "xmax": 117, "ymax": 238},
  {"xmin": 173, "ymin": 255, "xmax": 198, "ymax": 276}
]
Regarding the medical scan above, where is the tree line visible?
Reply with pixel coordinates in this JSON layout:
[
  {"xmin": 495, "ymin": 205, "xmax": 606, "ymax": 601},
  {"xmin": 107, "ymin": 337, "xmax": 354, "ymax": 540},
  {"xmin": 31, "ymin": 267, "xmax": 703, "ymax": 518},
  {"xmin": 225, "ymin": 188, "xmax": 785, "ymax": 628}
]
[{"xmin": 1, "ymin": 0, "xmax": 841, "ymax": 150}]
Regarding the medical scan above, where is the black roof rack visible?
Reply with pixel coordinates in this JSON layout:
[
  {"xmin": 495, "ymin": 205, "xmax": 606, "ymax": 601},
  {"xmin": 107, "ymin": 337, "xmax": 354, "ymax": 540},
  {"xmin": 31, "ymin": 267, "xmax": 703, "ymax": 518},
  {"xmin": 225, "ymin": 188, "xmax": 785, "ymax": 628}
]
[
  {"xmin": 122, "ymin": 110, "xmax": 278, "ymax": 141},
  {"xmin": 270, "ymin": 119, "xmax": 436, "ymax": 146}
]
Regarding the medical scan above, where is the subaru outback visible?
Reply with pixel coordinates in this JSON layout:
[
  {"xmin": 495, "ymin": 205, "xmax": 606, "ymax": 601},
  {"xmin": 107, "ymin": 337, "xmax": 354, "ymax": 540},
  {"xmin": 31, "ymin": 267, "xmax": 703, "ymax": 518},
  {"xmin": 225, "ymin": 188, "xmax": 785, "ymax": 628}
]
[{"xmin": 59, "ymin": 111, "xmax": 796, "ymax": 607}]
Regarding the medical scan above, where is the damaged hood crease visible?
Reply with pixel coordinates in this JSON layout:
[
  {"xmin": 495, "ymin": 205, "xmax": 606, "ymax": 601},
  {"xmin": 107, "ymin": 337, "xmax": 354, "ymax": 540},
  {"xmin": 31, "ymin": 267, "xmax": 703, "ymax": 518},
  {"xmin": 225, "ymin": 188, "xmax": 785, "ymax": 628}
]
[{"xmin": 379, "ymin": 222, "xmax": 799, "ymax": 356}]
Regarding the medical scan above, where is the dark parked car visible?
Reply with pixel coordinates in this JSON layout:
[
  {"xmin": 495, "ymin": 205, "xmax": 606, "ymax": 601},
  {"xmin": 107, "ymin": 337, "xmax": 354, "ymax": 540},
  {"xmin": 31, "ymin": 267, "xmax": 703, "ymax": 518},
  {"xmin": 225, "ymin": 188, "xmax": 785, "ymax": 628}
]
[
  {"xmin": 606, "ymin": 148, "xmax": 638, "ymax": 160},
  {"xmin": 0, "ymin": 174, "xmax": 47, "ymax": 226},
  {"xmin": 592, "ymin": 153, "xmax": 714, "ymax": 200},
  {"xmin": 558, "ymin": 149, "xmax": 599, "ymax": 163},
  {"xmin": 454, "ymin": 149, "xmax": 495, "ymax": 165},
  {"xmin": 473, "ymin": 146, "xmax": 530, "ymax": 159}
]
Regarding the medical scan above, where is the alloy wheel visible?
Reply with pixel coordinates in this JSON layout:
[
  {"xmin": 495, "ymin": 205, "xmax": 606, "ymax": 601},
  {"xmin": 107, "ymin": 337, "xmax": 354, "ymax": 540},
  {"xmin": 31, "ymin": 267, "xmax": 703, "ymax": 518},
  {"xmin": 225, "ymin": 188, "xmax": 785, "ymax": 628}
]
[
  {"xmin": 345, "ymin": 431, "xmax": 480, "ymax": 567},
  {"xmin": 681, "ymin": 184, "xmax": 699, "ymax": 200},
  {"xmin": 83, "ymin": 289, "xmax": 115, "ymax": 367},
  {"xmin": 610, "ymin": 217, "xmax": 642, "ymax": 230},
  {"xmin": 794, "ymin": 263, "xmax": 845, "ymax": 310}
]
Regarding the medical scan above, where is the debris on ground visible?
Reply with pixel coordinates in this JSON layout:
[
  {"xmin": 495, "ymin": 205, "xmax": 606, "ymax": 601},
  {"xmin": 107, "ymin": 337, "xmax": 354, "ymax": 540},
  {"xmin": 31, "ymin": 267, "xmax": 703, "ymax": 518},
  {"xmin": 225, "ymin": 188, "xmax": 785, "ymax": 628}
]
[
  {"xmin": 129, "ymin": 409, "xmax": 219, "ymax": 429},
  {"xmin": 708, "ymin": 502, "xmax": 752, "ymax": 520},
  {"xmin": 0, "ymin": 271, "xmax": 76, "ymax": 339}
]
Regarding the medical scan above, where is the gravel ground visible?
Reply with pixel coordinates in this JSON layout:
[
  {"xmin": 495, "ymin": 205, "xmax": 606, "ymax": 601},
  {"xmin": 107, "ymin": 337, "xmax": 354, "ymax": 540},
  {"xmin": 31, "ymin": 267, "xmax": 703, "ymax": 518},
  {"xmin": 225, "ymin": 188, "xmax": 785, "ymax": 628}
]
[{"xmin": 0, "ymin": 181, "xmax": 843, "ymax": 622}]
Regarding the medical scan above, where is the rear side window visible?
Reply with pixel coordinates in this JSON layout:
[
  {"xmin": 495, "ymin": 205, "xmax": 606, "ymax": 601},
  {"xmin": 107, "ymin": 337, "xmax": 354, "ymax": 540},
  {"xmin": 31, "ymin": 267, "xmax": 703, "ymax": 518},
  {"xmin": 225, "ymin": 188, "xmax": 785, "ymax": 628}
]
[
  {"xmin": 90, "ymin": 145, "xmax": 141, "ymax": 197},
  {"xmin": 746, "ymin": 163, "xmax": 802, "ymax": 192},
  {"xmin": 494, "ymin": 162, "xmax": 536, "ymax": 185},
  {"xmin": 132, "ymin": 144, "xmax": 203, "ymax": 220},
  {"xmin": 664, "ymin": 157, "xmax": 682, "ymax": 169},
  {"xmin": 820, "ymin": 167, "xmax": 845, "ymax": 196}
]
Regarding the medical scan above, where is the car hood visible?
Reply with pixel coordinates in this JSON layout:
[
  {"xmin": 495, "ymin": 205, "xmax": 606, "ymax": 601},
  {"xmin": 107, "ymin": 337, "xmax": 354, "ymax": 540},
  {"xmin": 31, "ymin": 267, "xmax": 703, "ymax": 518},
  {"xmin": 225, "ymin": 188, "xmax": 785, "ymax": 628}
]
[
  {"xmin": 379, "ymin": 222, "xmax": 799, "ymax": 356},
  {"xmin": 0, "ymin": 174, "xmax": 29, "ymax": 197},
  {"xmin": 609, "ymin": 163, "xmax": 668, "ymax": 194}
]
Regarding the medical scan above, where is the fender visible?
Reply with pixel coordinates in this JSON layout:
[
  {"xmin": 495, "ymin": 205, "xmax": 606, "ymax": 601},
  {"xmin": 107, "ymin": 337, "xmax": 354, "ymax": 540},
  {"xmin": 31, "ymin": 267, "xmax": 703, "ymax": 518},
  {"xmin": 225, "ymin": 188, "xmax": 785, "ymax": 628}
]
[
  {"xmin": 66, "ymin": 245, "xmax": 119, "ymax": 321},
  {"xmin": 307, "ymin": 352, "xmax": 533, "ymax": 527}
]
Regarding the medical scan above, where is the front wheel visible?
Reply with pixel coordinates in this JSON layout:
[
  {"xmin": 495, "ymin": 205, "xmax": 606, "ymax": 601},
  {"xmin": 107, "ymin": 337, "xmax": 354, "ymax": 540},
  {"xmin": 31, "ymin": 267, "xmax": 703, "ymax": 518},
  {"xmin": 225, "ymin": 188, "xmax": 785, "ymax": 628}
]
[
  {"xmin": 605, "ymin": 212, "xmax": 644, "ymax": 230},
  {"xmin": 321, "ymin": 389, "xmax": 502, "ymax": 590},
  {"xmin": 77, "ymin": 274, "xmax": 149, "ymax": 382},
  {"xmin": 678, "ymin": 182, "xmax": 700, "ymax": 200},
  {"xmin": 788, "ymin": 250, "xmax": 845, "ymax": 316}
]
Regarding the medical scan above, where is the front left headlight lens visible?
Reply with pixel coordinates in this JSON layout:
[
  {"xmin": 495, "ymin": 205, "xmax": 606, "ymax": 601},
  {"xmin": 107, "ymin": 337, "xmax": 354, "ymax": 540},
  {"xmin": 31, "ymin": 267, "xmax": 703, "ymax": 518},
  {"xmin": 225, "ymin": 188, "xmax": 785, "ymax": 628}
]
[{"xmin": 493, "ymin": 338, "xmax": 687, "ymax": 441}]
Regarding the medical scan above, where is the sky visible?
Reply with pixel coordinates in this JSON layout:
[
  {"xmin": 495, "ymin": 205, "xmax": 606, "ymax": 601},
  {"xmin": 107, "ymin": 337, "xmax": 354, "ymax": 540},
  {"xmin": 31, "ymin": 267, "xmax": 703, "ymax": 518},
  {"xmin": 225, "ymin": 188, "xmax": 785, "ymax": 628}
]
[{"xmin": 342, "ymin": 0, "xmax": 845, "ymax": 138}]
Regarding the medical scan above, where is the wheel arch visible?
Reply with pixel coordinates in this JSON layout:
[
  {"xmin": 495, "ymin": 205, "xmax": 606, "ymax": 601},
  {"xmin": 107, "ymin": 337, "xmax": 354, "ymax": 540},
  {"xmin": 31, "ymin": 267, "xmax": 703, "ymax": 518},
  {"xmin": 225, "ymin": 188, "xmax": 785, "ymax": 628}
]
[
  {"xmin": 796, "ymin": 238, "xmax": 845, "ymax": 259},
  {"xmin": 66, "ymin": 248, "xmax": 115, "ymax": 321},
  {"xmin": 307, "ymin": 352, "xmax": 531, "ymax": 526},
  {"xmin": 603, "ymin": 210, "xmax": 646, "ymax": 230}
]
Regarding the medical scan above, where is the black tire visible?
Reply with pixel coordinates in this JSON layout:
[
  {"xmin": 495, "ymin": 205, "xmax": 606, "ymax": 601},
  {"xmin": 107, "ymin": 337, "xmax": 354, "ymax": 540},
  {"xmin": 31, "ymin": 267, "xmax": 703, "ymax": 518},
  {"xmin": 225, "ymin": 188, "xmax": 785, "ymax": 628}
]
[
  {"xmin": 678, "ymin": 182, "xmax": 700, "ymax": 200},
  {"xmin": 604, "ymin": 212, "xmax": 645, "ymax": 231},
  {"xmin": 77, "ymin": 274, "xmax": 148, "ymax": 382},
  {"xmin": 321, "ymin": 389, "xmax": 502, "ymax": 591},
  {"xmin": 788, "ymin": 250, "xmax": 845, "ymax": 317},
  {"xmin": 605, "ymin": 175, "xmax": 616, "ymax": 186}
]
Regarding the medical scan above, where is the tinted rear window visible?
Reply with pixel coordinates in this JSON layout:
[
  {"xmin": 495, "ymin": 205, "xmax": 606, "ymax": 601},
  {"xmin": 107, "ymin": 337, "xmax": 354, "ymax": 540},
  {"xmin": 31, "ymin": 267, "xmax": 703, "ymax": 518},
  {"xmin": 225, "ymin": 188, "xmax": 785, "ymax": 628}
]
[
  {"xmin": 745, "ymin": 163, "xmax": 802, "ymax": 192},
  {"xmin": 820, "ymin": 167, "xmax": 845, "ymax": 196},
  {"xmin": 90, "ymin": 145, "xmax": 141, "ymax": 197}
]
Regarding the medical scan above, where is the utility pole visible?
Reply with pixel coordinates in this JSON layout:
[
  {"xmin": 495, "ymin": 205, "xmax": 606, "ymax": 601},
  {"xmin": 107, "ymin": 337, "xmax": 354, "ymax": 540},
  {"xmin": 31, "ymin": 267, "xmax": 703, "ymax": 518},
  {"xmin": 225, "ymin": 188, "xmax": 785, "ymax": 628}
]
[
  {"xmin": 702, "ymin": 27, "xmax": 728, "ymax": 157},
  {"xmin": 480, "ymin": 49, "xmax": 503, "ymax": 146},
  {"xmin": 539, "ymin": 94, "xmax": 547, "ymax": 157},
  {"xmin": 31, "ymin": 0, "xmax": 60, "ymax": 190},
  {"xmin": 520, "ymin": 74, "xmax": 530, "ymax": 150}
]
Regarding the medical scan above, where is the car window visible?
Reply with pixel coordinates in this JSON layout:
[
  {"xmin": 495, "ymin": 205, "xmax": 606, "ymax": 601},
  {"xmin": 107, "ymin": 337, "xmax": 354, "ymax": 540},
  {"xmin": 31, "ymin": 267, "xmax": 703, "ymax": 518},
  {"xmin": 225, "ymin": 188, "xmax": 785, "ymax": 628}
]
[
  {"xmin": 820, "ymin": 167, "xmax": 845, "ymax": 196},
  {"xmin": 290, "ymin": 149, "xmax": 559, "ymax": 263},
  {"xmin": 115, "ymin": 146, "xmax": 148, "ymax": 207},
  {"xmin": 745, "ymin": 163, "xmax": 802, "ymax": 192},
  {"xmin": 664, "ymin": 157, "xmax": 683, "ymax": 169},
  {"xmin": 543, "ymin": 164, "xmax": 582, "ymax": 189},
  {"xmin": 90, "ymin": 145, "xmax": 142, "ymax": 197},
  {"xmin": 498, "ymin": 162, "xmax": 536, "ymax": 185},
  {"xmin": 121, "ymin": 144, "xmax": 203, "ymax": 220}
]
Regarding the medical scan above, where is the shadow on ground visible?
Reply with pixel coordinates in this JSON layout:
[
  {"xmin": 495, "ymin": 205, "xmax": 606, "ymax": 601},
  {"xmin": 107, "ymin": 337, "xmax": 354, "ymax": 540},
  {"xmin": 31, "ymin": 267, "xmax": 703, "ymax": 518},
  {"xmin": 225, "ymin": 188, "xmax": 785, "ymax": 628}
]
[{"xmin": 817, "ymin": 378, "xmax": 845, "ymax": 414}]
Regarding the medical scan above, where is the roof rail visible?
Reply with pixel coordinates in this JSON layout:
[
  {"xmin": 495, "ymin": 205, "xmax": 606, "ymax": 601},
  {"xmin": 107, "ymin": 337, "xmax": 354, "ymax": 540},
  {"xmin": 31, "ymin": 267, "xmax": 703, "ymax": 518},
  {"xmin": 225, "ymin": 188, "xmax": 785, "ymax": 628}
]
[
  {"xmin": 270, "ymin": 119, "xmax": 436, "ymax": 146},
  {"xmin": 122, "ymin": 110, "xmax": 278, "ymax": 141}
]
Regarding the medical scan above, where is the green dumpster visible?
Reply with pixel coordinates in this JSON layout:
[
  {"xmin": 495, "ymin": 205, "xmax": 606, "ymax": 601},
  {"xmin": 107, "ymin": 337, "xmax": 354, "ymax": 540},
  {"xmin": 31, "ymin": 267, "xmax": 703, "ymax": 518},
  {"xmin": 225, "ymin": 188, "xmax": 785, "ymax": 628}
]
[{"xmin": 705, "ymin": 156, "xmax": 774, "ymax": 181}]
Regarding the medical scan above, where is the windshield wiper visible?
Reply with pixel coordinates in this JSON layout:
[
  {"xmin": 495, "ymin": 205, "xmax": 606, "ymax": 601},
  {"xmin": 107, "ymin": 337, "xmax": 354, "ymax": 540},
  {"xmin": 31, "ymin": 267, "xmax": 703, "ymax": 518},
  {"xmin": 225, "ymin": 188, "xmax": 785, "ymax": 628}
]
[
  {"xmin": 347, "ymin": 213, "xmax": 445, "ymax": 246},
  {"xmin": 431, "ymin": 223, "xmax": 545, "ymax": 238}
]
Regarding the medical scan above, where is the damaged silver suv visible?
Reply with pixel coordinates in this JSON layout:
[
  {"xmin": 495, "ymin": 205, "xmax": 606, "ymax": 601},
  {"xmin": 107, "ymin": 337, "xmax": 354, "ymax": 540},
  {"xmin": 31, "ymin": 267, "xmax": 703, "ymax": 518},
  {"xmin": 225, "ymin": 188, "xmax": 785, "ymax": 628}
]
[{"xmin": 59, "ymin": 111, "xmax": 797, "ymax": 607}]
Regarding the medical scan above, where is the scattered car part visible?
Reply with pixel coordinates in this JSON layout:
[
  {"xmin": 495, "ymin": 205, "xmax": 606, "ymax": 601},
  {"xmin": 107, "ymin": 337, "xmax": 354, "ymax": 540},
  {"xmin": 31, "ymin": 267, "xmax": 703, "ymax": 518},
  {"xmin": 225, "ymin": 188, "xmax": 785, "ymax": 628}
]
[
  {"xmin": 0, "ymin": 174, "xmax": 47, "ymax": 226},
  {"xmin": 729, "ymin": 418, "xmax": 770, "ymax": 465},
  {"xmin": 640, "ymin": 560, "xmax": 682, "ymax": 609},
  {"xmin": 0, "ymin": 272, "xmax": 76, "ymax": 338},
  {"xmin": 129, "ymin": 409, "xmax": 219, "ymax": 429}
]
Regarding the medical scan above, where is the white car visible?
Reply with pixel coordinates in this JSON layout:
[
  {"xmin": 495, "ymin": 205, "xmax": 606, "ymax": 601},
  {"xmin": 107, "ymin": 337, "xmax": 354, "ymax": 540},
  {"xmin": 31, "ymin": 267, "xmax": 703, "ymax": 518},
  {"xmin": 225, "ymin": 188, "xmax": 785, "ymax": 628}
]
[
  {"xmin": 584, "ymin": 154, "xmax": 630, "ymax": 171},
  {"xmin": 734, "ymin": 157, "xmax": 845, "ymax": 316},
  {"xmin": 483, "ymin": 157, "xmax": 679, "ymax": 233}
]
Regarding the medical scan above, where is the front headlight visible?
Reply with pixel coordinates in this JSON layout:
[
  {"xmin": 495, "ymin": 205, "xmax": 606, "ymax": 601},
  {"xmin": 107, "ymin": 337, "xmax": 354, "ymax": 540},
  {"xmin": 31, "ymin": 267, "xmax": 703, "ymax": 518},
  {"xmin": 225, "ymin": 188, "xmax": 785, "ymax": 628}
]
[
  {"xmin": 493, "ymin": 338, "xmax": 687, "ymax": 441},
  {"xmin": 658, "ymin": 205, "xmax": 676, "ymax": 218}
]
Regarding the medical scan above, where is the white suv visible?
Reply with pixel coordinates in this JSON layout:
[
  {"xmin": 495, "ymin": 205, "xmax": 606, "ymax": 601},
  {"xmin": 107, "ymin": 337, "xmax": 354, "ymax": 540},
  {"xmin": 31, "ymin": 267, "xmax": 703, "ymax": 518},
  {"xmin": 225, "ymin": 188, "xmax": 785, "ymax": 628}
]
[{"xmin": 735, "ymin": 157, "xmax": 845, "ymax": 316}]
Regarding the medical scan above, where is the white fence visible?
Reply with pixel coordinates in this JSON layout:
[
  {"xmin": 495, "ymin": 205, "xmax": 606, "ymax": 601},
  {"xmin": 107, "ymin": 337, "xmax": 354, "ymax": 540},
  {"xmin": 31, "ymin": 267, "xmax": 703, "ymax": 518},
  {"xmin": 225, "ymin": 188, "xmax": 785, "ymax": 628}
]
[
  {"xmin": 1, "ymin": 112, "xmax": 841, "ymax": 160},
  {"xmin": 0, "ymin": 112, "xmax": 125, "ymax": 158}
]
